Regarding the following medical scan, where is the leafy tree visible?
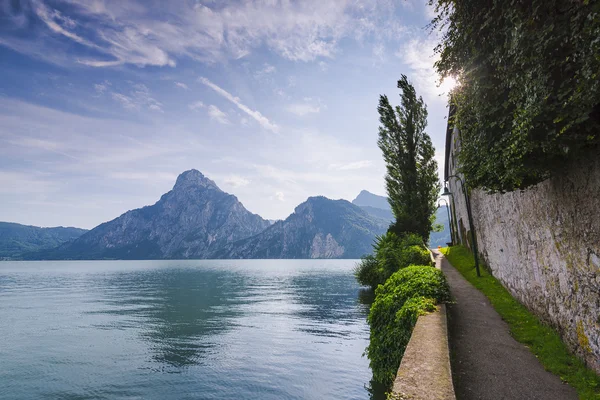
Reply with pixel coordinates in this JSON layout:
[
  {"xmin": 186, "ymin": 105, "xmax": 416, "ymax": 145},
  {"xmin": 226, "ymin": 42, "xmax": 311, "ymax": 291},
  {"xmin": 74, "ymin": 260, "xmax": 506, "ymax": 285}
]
[
  {"xmin": 377, "ymin": 76, "xmax": 441, "ymax": 241},
  {"xmin": 429, "ymin": 0, "xmax": 600, "ymax": 191}
]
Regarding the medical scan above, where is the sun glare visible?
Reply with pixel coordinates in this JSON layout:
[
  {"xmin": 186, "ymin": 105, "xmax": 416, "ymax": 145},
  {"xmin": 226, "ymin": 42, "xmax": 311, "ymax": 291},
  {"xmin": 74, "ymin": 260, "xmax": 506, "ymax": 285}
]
[{"xmin": 439, "ymin": 75, "xmax": 459, "ymax": 94}]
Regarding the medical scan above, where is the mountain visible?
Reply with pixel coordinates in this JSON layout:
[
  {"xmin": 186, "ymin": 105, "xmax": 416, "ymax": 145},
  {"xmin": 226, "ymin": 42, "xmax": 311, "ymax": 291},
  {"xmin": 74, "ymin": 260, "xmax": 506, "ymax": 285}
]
[
  {"xmin": 0, "ymin": 222, "xmax": 87, "ymax": 259},
  {"xmin": 352, "ymin": 190, "xmax": 394, "ymax": 222},
  {"xmin": 31, "ymin": 170, "xmax": 270, "ymax": 260},
  {"xmin": 429, "ymin": 206, "xmax": 451, "ymax": 248},
  {"xmin": 352, "ymin": 190, "xmax": 390, "ymax": 210},
  {"xmin": 351, "ymin": 190, "xmax": 452, "ymax": 248},
  {"xmin": 214, "ymin": 196, "xmax": 388, "ymax": 259}
]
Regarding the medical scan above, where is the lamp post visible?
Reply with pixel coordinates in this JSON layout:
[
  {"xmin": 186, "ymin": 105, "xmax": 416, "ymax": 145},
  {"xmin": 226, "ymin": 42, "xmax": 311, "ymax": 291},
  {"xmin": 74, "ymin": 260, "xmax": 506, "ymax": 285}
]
[
  {"xmin": 444, "ymin": 175, "xmax": 481, "ymax": 277},
  {"xmin": 437, "ymin": 198, "xmax": 453, "ymax": 245}
]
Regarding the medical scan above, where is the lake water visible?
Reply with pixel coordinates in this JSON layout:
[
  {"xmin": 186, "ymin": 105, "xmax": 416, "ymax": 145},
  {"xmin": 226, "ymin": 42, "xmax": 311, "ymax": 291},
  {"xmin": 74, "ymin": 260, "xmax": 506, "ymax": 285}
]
[{"xmin": 0, "ymin": 260, "xmax": 380, "ymax": 400}]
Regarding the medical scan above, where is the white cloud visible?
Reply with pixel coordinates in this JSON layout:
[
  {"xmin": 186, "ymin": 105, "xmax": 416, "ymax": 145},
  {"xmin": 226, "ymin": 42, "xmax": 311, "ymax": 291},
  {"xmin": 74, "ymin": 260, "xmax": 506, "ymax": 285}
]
[
  {"xmin": 396, "ymin": 36, "xmax": 455, "ymax": 104},
  {"xmin": 224, "ymin": 175, "xmax": 250, "ymax": 187},
  {"xmin": 94, "ymin": 82, "xmax": 109, "ymax": 95},
  {"xmin": 275, "ymin": 191, "xmax": 285, "ymax": 202},
  {"xmin": 111, "ymin": 93, "xmax": 138, "ymax": 110},
  {"xmin": 207, "ymin": 105, "xmax": 230, "ymax": 124},
  {"xmin": 255, "ymin": 63, "xmax": 276, "ymax": 77},
  {"xmin": 286, "ymin": 97, "xmax": 323, "ymax": 116},
  {"xmin": 33, "ymin": 1, "xmax": 97, "ymax": 49},
  {"xmin": 287, "ymin": 103, "xmax": 320, "ymax": 116},
  {"xmin": 329, "ymin": 160, "xmax": 373, "ymax": 170},
  {"xmin": 4, "ymin": 1, "xmax": 405, "ymax": 67},
  {"xmin": 199, "ymin": 77, "xmax": 279, "ymax": 133},
  {"xmin": 424, "ymin": 3, "xmax": 438, "ymax": 20},
  {"xmin": 174, "ymin": 82, "xmax": 189, "ymax": 90},
  {"xmin": 189, "ymin": 101, "xmax": 205, "ymax": 111},
  {"xmin": 372, "ymin": 43, "xmax": 386, "ymax": 64},
  {"xmin": 110, "ymin": 82, "xmax": 163, "ymax": 112}
]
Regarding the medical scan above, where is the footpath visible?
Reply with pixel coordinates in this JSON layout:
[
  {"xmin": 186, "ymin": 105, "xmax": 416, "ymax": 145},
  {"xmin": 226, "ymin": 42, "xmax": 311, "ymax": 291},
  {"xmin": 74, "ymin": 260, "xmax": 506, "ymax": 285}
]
[{"xmin": 433, "ymin": 250, "xmax": 578, "ymax": 400}]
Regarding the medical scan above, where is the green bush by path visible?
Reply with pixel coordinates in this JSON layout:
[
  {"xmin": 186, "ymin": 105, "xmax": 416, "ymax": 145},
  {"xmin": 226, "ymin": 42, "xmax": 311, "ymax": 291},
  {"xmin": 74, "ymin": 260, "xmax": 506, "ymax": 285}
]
[
  {"xmin": 354, "ymin": 254, "xmax": 383, "ymax": 290},
  {"xmin": 354, "ymin": 232, "xmax": 431, "ymax": 289},
  {"xmin": 366, "ymin": 265, "xmax": 450, "ymax": 386},
  {"xmin": 442, "ymin": 246, "xmax": 600, "ymax": 400}
]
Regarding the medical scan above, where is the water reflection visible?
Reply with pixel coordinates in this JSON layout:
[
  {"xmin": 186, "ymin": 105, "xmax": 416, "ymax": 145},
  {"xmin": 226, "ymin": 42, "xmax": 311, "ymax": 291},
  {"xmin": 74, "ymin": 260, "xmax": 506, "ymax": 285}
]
[
  {"xmin": 87, "ymin": 267, "xmax": 246, "ymax": 368},
  {"xmin": 289, "ymin": 272, "xmax": 370, "ymax": 338}
]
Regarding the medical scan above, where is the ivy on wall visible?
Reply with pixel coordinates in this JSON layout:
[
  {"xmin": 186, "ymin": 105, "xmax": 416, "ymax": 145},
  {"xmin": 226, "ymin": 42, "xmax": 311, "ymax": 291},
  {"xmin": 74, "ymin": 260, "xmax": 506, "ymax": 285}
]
[{"xmin": 430, "ymin": 0, "xmax": 600, "ymax": 191}]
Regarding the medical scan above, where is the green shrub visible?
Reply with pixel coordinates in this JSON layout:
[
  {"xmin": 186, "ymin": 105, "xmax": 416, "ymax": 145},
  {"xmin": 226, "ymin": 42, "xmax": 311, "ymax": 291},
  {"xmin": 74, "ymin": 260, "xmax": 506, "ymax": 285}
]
[
  {"xmin": 398, "ymin": 245, "xmax": 431, "ymax": 268},
  {"xmin": 367, "ymin": 265, "xmax": 450, "ymax": 386},
  {"xmin": 354, "ymin": 254, "xmax": 383, "ymax": 289},
  {"xmin": 357, "ymin": 233, "xmax": 433, "ymax": 290},
  {"xmin": 373, "ymin": 233, "xmax": 402, "ymax": 282}
]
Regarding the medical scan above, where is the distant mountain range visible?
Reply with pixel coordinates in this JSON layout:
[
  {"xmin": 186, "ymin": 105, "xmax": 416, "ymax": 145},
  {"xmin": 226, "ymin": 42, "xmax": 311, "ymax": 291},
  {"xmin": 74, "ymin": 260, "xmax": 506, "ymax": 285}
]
[
  {"xmin": 2, "ymin": 171, "xmax": 451, "ymax": 260},
  {"xmin": 215, "ymin": 196, "xmax": 388, "ymax": 259},
  {"xmin": 0, "ymin": 222, "xmax": 87, "ymax": 259},
  {"xmin": 352, "ymin": 190, "xmax": 394, "ymax": 222},
  {"xmin": 15, "ymin": 170, "xmax": 387, "ymax": 260},
  {"xmin": 351, "ymin": 190, "xmax": 451, "ymax": 248}
]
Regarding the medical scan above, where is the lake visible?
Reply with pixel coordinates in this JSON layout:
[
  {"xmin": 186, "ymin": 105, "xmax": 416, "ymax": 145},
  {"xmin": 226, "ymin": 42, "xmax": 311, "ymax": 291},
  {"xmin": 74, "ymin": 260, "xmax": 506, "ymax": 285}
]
[{"xmin": 0, "ymin": 259, "xmax": 380, "ymax": 399}]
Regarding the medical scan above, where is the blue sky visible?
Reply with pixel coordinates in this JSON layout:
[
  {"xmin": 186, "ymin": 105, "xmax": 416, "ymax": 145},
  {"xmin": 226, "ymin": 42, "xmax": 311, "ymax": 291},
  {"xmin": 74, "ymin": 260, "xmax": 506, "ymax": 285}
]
[{"xmin": 0, "ymin": 0, "xmax": 454, "ymax": 229}]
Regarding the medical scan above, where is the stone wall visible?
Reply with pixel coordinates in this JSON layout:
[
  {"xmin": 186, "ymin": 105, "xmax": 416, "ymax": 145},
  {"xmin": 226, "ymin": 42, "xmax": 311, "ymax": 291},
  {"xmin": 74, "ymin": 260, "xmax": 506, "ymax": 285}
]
[{"xmin": 447, "ymin": 133, "xmax": 600, "ymax": 373}]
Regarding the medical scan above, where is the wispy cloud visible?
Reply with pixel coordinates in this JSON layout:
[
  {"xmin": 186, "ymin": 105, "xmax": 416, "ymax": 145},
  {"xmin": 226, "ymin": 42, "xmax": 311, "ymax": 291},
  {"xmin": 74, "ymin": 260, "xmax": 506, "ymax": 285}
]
[
  {"xmin": 1, "ymin": 1, "xmax": 406, "ymax": 67},
  {"xmin": 329, "ymin": 160, "xmax": 373, "ymax": 170},
  {"xmin": 110, "ymin": 82, "xmax": 163, "ymax": 112},
  {"xmin": 33, "ymin": 1, "xmax": 97, "ymax": 49},
  {"xmin": 275, "ymin": 191, "xmax": 285, "ymax": 202},
  {"xmin": 94, "ymin": 81, "xmax": 110, "ymax": 95},
  {"xmin": 174, "ymin": 82, "xmax": 189, "ymax": 90},
  {"xmin": 224, "ymin": 175, "xmax": 250, "ymax": 187},
  {"xmin": 111, "ymin": 93, "xmax": 138, "ymax": 110},
  {"xmin": 286, "ymin": 98, "xmax": 322, "ymax": 116},
  {"xmin": 199, "ymin": 77, "xmax": 279, "ymax": 133},
  {"xmin": 254, "ymin": 63, "xmax": 276, "ymax": 79},
  {"xmin": 188, "ymin": 101, "xmax": 205, "ymax": 111},
  {"xmin": 207, "ymin": 105, "xmax": 230, "ymax": 125},
  {"xmin": 396, "ymin": 36, "xmax": 454, "ymax": 104}
]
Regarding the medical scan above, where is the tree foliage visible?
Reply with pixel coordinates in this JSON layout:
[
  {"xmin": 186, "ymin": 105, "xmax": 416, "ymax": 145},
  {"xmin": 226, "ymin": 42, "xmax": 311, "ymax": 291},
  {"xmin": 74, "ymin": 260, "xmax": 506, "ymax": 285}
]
[
  {"xmin": 378, "ymin": 76, "xmax": 441, "ymax": 241},
  {"xmin": 430, "ymin": 0, "xmax": 600, "ymax": 191}
]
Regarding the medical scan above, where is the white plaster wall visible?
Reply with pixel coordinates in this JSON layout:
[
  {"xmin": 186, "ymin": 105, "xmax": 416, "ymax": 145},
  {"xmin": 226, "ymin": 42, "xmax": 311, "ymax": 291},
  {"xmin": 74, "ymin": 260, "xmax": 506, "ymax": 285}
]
[{"xmin": 448, "ymin": 140, "xmax": 600, "ymax": 373}]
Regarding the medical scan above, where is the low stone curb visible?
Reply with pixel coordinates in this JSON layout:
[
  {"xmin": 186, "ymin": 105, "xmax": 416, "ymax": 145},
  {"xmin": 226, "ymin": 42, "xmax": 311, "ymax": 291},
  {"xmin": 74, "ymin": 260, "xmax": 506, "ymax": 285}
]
[{"xmin": 390, "ymin": 250, "xmax": 456, "ymax": 400}]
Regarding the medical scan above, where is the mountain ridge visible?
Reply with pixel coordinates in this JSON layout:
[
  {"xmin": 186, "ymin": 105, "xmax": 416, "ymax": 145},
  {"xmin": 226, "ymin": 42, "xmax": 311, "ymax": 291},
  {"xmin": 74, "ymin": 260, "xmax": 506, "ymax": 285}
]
[
  {"xmin": 214, "ymin": 196, "xmax": 388, "ymax": 259},
  {"xmin": 0, "ymin": 222, "xmax": 87, "ymax": 259},
  {"xmin": 29, "ymin": 169, "xmax": 270, "ymax": 260},
  {"xmin": 23, "ymin": 171, "xmax": 390, "ymax": 260}
]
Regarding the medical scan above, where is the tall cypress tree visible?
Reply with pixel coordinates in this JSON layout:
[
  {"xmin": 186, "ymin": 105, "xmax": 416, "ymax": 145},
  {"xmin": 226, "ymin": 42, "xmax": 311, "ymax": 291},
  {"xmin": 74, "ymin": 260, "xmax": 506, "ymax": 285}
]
[{"xmin": 377, "ymin": 75, "xmax": 441, "ymax": 241}]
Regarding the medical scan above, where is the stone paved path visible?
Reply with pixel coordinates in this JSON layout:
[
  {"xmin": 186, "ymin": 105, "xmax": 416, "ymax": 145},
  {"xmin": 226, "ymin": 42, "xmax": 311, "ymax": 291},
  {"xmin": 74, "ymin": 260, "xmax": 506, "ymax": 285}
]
[{"xmin": 434, "ymin": 250, "xmax": 578, "ymax": 400}]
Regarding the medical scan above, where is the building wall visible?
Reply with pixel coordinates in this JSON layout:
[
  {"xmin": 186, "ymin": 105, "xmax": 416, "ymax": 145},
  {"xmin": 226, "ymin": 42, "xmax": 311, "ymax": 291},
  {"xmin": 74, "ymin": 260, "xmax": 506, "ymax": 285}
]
[{"xmin": 447, "ymin": 130, "xmax": 600, "ymax": 373}]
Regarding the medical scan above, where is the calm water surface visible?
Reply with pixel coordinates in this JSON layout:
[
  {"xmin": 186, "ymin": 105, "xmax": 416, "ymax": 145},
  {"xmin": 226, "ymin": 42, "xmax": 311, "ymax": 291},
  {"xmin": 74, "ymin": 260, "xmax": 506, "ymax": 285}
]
[{"xmin": 0, "ymin": 260, "xmax": 378, "ymax": 399}]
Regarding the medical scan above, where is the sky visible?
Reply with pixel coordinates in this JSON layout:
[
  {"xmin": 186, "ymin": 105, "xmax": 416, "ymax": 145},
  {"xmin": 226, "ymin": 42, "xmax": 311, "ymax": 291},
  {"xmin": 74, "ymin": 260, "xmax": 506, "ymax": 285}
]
[{"xmin": 0, "ymin": 0, "xmax": 454, "ymax": 229}]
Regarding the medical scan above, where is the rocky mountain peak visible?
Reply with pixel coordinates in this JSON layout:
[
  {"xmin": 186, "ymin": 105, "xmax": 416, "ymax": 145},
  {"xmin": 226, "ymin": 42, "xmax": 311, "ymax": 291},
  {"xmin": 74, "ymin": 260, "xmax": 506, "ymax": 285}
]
[
  {"xmin": 294, "ymin": 196, "xmax": 326, "ymax": 215},
  {"xmin": 173, "ymin": 169, "xmax": 221, "ymax": 192}
]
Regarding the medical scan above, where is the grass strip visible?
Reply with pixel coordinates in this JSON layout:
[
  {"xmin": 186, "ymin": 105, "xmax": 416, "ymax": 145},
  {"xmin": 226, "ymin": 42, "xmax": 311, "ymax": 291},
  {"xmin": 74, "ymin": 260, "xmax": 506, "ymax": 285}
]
[{"xmin": 442, "ymin": 245, "xmax": 600, "ymax": 400}]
